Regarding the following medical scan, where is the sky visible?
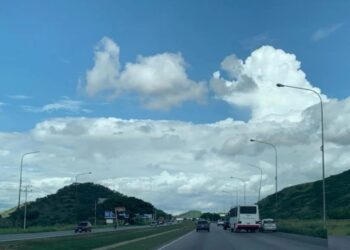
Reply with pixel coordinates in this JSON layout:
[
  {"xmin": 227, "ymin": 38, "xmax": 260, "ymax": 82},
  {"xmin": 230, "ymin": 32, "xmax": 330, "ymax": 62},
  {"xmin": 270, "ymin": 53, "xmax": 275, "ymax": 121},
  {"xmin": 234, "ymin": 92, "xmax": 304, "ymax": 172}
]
[{"xmin": 0, "ymin": 0, "xmax": 350, "ymax": 214}]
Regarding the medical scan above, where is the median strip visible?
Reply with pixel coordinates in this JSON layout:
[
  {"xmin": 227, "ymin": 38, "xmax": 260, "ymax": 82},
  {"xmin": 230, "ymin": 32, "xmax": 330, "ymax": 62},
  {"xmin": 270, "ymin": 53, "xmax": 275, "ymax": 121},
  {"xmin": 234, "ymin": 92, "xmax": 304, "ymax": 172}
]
[{"xmin": 93, "ymin": 229, "xmax": 179, "ymax": 250}]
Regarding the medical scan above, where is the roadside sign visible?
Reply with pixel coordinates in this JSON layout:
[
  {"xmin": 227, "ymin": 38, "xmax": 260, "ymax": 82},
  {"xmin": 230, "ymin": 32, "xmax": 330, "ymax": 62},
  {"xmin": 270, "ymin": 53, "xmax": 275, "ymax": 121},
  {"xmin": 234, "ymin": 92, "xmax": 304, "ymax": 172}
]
[{"xmin": 104, "ymin": 211, "xmax": 115, "ymax": 218}]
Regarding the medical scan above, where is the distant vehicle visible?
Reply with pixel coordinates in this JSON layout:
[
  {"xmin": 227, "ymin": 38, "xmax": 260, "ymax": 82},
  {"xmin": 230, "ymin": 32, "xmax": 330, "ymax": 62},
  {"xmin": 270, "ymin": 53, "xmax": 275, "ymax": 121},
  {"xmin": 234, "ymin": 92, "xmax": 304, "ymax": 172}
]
[
  {"xmin": 260, "ymin": 218, "xmax": 277, "ymax": 232},
  {"xmin": 228, "ymin": 205, "xmax": 260, "ymax": 233},
  {"xmin": 196, "ymin": 220, "xmax": 210, "ymax": 232},
  {"xmin": 223, "ymin": 220, "xmax": 230, "ymax": 230},
  {"xmin": 217, "ymin": 219, "xmax": 224, "ymax": 226},
  {"xmin": 75, "ymin": 221, "xmax": 92, "ymax": 233}
]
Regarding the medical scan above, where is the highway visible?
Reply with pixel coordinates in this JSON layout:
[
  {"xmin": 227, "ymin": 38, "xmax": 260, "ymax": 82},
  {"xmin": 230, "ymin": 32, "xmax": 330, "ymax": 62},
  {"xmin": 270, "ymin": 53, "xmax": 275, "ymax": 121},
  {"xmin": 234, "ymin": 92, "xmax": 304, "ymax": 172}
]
[
  {"xmin": 159, "ymin": 224, "xmax": 328, "ymax": 250},
  {"xmin": 0, "ymin": 225, "xmax": 150, "ymax": 242}
]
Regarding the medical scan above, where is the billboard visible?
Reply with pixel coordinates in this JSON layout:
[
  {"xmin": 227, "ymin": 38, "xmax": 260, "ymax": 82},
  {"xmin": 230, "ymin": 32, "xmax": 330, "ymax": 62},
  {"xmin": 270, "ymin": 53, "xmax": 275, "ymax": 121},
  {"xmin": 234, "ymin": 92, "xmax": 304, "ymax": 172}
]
[{"xmin": 104, "ymin": 211, "xmax": 115, "ymax": 218}]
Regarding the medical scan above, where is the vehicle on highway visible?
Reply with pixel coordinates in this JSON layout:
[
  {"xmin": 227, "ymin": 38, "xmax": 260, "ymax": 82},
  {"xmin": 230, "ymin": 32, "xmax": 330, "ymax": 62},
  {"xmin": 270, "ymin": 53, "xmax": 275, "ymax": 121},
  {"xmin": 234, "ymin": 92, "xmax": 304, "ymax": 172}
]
[
  {"xmin": 74, "ymin": 221, "xmax": 92, "ymax": 233},
  {"xmin": 260, "ymin": 218, "xmax": 277, "ymax": 232},
  {"xmin": 223, "ymin": 220, "xmax": 230, "ymax": 230},
  {"xmin": 217, "ymin": 219, "xmax": 224, "ymax": 226},
  {"xmin": 196, "ymin": 220, "xmax": 210, "ymax": 232},
  {"xmin": 228, "ymin": 205, "xmax": 260, "ymax": 233}
]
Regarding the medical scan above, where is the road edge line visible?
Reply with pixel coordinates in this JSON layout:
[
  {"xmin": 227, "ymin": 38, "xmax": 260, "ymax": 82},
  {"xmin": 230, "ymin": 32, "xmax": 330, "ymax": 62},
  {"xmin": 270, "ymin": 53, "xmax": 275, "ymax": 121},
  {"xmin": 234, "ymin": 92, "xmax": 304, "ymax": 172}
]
[{"xmin": 157, "ymin": 230, "xmax": 194, "ymax": 250}]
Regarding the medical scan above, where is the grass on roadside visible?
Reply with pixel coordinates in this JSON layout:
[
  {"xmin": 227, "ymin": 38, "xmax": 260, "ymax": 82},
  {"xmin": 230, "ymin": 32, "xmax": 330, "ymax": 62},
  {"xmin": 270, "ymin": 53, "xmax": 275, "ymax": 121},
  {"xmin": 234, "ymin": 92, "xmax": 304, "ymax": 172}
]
[
  {"xmin": 276, "ymin": 219, "xmax": 327, "ymax": 238},
  {"xmin": 0, "ymin": 222, "xmax": 194, "ymax": 250},
  {"xmin": 111, "ymin": 223, "xmax": 194, "ymax": 250},
  {"xmin": 327, "ymin": 219, "xmax": 350, "ymax": 236},
  {"xmin": 0, "ymin": 224, "xmax": 112, "ymax": 235}
]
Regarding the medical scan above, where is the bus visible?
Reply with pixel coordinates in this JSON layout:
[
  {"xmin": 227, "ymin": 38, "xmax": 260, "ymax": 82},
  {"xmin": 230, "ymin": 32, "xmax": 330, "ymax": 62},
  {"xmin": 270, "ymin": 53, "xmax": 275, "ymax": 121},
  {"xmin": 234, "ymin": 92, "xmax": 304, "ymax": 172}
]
[{"xmin": 228, "ymin": 205, "xmax": 260, "ymax": 232}]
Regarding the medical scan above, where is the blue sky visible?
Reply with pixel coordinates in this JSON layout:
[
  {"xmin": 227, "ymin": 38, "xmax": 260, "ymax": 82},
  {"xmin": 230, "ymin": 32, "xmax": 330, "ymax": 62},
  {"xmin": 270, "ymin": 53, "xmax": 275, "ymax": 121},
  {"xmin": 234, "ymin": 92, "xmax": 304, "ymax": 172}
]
[
  {"xmin": 0, "ymin": 0, "xmax": 349, "ymax": 131},
  {"xmin": 2, "ymin": 1, "xmax": 350, "ymax": 213}
]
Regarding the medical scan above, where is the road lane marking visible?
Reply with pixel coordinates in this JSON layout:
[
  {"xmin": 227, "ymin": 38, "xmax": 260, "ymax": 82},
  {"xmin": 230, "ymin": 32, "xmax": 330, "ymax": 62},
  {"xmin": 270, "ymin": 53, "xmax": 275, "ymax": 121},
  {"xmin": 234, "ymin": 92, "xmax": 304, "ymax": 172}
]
[
  {"xmin": 157, "ymin": 230, "xmax": 194, "ymax": 250},
  {"xmin": 93, "ymin": 229, "xmax": 179, "ymax": 250}
]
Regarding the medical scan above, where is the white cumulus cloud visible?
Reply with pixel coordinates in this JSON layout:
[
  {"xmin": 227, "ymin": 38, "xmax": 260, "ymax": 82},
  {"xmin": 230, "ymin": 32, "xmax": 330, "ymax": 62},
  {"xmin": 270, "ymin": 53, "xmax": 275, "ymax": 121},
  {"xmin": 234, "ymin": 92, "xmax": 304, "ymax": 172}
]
[
  {"xmin": 211, "ymin": 45, "xmax": 328, "ymax": 122},
  {"xmin": 82, "ymin": 37, "xmax": 207, "ymax": 110}
]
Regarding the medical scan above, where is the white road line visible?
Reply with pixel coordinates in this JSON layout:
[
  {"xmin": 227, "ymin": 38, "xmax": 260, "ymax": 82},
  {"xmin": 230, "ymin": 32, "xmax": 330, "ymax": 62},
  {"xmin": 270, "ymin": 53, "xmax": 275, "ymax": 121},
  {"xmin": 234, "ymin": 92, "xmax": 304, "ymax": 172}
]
[{"xmin": 157, "ymin": 230, "xmax": 195, "ymax": 250}]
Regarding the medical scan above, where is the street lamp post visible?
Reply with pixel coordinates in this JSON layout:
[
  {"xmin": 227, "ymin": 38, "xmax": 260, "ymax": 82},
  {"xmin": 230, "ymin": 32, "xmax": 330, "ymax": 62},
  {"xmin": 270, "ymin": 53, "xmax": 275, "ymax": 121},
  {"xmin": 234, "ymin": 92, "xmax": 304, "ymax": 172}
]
[
  {"xmin": 248, "ymin": 164, "xmax": 263, "ymax": 203},
  {"xmin": 17, "ymin": 151, "xmax": 39, "ymax": 230},
  {"xmin": 230, "ymin": 176, "xmax": 247, "ymax": 205},
  {"xmin": 250, "ymin": 139, "xmax": 278, "ymax": 209},
  {"xmin": 23, "ymin": 184, "xmax": 32, "ymax": 230},
  {"xmin": 276, "ymin": 82, "xmax": 326, "ymax": 229}
]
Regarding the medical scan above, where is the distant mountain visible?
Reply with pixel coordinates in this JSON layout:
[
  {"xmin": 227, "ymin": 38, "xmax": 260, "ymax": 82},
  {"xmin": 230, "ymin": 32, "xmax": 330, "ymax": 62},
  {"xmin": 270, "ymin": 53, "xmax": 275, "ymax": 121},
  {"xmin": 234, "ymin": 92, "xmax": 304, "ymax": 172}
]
[
  {"xmin": 177, "ymin": 210, "xmax": 202, "ymax": 219},
  {"xmin": 9, "ymin": 183, "xmax": 170, "ymax": 226},
  {"xmin": 259, "ymin": 169, "xmax": 350, "ymax": 219}
]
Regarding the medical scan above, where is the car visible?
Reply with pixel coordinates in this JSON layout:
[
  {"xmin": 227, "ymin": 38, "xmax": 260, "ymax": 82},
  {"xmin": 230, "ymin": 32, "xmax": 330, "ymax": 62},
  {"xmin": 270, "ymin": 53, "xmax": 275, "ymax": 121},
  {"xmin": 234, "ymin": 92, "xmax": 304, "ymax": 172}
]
[
  {"xmin": 223, "ymin": 220, "xmax": 230, "ymax": 230},
  {"xmin": 75, "ymin": 221, "xmax": 92, "ymax": 233},
  {"xmin": 260, "ymin": 219, "xmax": 277, "ymax": 232},
  {"xmin": 196, "ymin": 220, "xmax": 210, "ymax": 232},
  {"xmin": 217, "ymin": 219, "xmax": 225, "ymax": 226}
]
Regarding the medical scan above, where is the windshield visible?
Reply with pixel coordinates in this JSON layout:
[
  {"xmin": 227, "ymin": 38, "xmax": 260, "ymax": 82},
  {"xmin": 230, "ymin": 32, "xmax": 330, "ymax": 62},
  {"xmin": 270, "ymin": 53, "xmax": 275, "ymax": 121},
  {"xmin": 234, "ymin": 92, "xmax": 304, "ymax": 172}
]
[{"xmin": 0, "ymin": 1, "xmax": 342, "ymax": 249}]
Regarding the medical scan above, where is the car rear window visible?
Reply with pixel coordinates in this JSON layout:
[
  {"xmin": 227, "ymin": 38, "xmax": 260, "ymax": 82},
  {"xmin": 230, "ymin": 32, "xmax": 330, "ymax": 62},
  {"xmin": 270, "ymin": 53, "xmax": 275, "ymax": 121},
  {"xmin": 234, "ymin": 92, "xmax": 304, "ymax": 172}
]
[
  {"xmin": 198, "ymin": 221, "xmax": 208, "ymax": 224},
  {"xmin": 79, "ymin": 223, "xmax": 88, "ymax": 226}
]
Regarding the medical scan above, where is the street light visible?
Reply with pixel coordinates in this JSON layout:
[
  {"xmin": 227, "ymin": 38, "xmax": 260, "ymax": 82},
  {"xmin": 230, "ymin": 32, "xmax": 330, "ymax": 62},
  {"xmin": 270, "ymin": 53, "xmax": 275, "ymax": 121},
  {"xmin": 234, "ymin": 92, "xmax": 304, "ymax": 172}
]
[
  {"xmin": 250, "ymin": 139, "xmax": 278, "ymax": 208},
  {"xmin": 23, "ymin": 184, "xmax": 32, "ymax": 230},
  {"xmin": 230, "ymin": 176, "xmax": 247, "ymax": 205},
  {"xmin": 17, "ymin": 151, "xmax": 39, "ymax": 230},
  {"xmin": 247, "ymin": 164, "xmax": 263, "ymax": 203},
  {"xmin": 276, "ymin": 82, "xmax": 326, "ymax": 229}
]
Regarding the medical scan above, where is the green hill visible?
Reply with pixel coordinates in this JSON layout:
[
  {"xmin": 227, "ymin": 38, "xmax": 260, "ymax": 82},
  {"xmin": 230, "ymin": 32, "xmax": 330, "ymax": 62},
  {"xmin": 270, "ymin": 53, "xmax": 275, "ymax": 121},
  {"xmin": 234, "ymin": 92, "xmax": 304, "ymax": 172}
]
[
  {"xmin": 177, "ymin": 210, "xmax": 202, "ymax": 219},
  {"xmin": 8, "ymin": 183, "xmax": 169, "ymax": 227},
  {"xmin": 259, "ymin": 168, "xmax": 350, "ymax": 219}
]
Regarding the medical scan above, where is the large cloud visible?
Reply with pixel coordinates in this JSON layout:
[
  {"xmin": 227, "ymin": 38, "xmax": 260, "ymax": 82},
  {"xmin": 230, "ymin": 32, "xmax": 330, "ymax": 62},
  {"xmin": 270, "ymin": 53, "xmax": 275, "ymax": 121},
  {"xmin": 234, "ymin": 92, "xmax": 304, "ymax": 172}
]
[
  {"xmin": 2, "ymin": 45, "xmax": 350, "ymax": 214},
  {"xmin": 211, "ymin": 46, "xmax": 328, "ymax": 122},
  {"xmin": 82, "ymin": 37, "xmax": 206, "ymax": 110},
  {"xmin": 1, "ymin": 103, "xmax": 350, "ymax": 213}
]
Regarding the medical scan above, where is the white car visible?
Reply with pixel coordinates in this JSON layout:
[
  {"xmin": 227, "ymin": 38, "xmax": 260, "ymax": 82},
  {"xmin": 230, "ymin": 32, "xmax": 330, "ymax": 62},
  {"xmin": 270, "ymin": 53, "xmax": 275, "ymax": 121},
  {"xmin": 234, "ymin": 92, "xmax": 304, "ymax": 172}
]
[
  {"xmin": 217, "ymin": 220, "xmax": 224, "ymax": 226},
  {"xmin": 260, "ymin": 219, "xmax": 277, "ymax": 232}
]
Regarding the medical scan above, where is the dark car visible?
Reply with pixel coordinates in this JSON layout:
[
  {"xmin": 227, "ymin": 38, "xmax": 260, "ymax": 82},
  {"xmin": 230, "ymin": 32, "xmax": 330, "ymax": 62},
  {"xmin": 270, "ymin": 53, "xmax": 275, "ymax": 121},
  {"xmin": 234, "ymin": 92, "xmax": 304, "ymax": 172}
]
[
  {"xmin": 196, "ymin": 220, "xmax": 210, "ymax": 232},
  {"xmin": 75, "ymin": 221, "xmax": 92, "ymax": 233},
  {"xmin": 223, "ymin": 220, "xmax": 230, "ymax": 230}
]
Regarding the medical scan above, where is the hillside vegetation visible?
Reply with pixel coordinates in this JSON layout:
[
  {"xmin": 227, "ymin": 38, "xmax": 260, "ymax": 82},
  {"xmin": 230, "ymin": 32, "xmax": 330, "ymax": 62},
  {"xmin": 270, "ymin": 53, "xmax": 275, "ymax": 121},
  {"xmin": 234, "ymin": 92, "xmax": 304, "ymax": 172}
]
[
  {"xmin": 259, "ymin": 168, "xmax": 350, "ymax": 219},
  {"xmin": 7, "ymin": 183, "xmax": 169, "ymax": 227},
  {"xmin": 177, "ymin": 210, "xmax": 202, "ymax": 219}
]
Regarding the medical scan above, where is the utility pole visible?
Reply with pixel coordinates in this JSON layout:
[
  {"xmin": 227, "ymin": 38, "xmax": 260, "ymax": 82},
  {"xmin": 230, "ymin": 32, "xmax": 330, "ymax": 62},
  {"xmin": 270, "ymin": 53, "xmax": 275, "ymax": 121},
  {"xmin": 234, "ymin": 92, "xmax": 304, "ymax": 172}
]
[{"xmin": 23, "ymin": 185, "xmax": 32, "ymax": 230}]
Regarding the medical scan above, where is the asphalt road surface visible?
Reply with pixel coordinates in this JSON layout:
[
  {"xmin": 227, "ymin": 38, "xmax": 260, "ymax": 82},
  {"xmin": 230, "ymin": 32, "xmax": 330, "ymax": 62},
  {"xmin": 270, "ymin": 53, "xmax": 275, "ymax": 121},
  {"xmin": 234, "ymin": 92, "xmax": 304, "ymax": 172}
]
[
  {"xmin": 328, "ymin": 236, "xmax": 350, "ymax": 250},
  {"xmin": 159, "ymin": 224, "xmax": 328, "ymax": 250},
  {"xmin": 0, "ymin": 225, "xmax": 150, "ymax": 242}
]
